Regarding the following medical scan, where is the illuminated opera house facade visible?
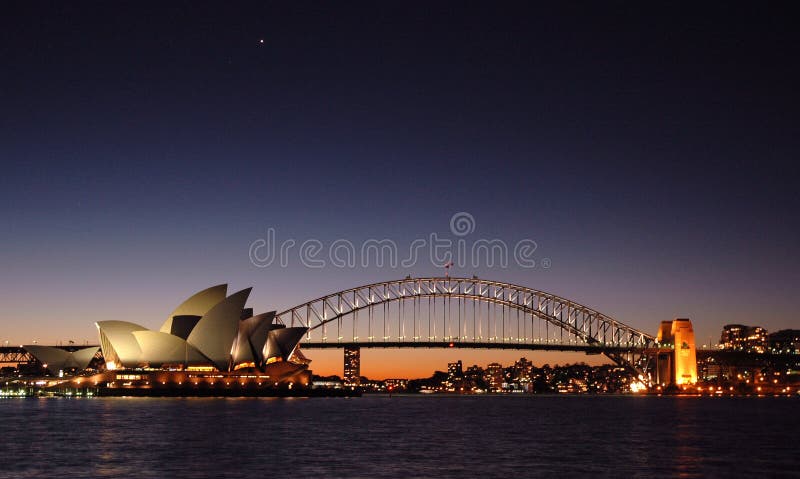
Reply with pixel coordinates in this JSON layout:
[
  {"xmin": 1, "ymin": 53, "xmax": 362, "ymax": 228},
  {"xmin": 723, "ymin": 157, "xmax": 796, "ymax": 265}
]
[{"xmin": 75, "ymin": 284, "xmax": 310, "ymax": 391}]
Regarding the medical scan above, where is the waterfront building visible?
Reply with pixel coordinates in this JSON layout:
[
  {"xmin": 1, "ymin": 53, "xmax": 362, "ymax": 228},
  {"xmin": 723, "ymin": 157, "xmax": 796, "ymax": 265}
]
[
  {"xmin": 312, "ymin": 379, "xmax": 343, "ymax": 389},
  {"xmin": 95, "ymin": 284, "xmax": 307, "ymax": 374},
  {"xmin": 768, "ymin": 329, "xmax": 800, "ymax": 354},
  {"xmin": 384, "ymin": 378, "xmax": 408, "ymax": 391},
  {"xmin": 719, "ymin": 324, "xmax": 768, "ymax": 353}
]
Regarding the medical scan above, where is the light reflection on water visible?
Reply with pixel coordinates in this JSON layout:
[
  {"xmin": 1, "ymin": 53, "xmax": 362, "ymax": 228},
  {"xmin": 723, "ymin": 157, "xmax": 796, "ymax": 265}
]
[{"xmin": 0, "ymin": 395, "xmax": 797, "ymax": 478}]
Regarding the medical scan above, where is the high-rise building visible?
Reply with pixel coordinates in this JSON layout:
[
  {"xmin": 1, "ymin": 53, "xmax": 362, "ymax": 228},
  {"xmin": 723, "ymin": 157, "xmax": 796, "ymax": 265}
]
[
  {"xmin": 485, "ymin": 362, "xmax": 504, "ymax": 392},
  {"xmin": 343, "ymin": 346, "xmax": 360, "ymax": 386},
  {"xmin": 447, "ymin": 360, "xmax": 463, "ymax": 378},
  {"xmin": 445, "ymin": 360, "xmax": 463, "ymax": 391},
  {"xmin": 513, "ymin": 357, "xmax": 533, "ymax": 382},
  {"xmin": 464, "ymin": 364, "xmax": 483, "ymax": 378},
  {"xmin": 768, "ymin": 329, "xmax": 800, "ymax": 354},
  {"xmin": 719, "ymin": 324, "xmax": 768, "ymax": 352}
]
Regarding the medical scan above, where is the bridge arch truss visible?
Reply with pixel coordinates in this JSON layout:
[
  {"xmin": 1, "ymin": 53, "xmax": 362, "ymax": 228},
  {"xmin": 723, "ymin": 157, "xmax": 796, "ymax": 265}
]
[{"xmin": 276, "ymin": 277, "xmax": 656, "ymax": 374}]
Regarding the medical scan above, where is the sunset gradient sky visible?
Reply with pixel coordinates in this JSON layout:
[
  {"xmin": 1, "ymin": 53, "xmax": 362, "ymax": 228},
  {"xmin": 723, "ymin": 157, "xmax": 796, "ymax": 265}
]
[{"xmin": 1, "ymin": 3, "xmax": 798, "ymax": 378}]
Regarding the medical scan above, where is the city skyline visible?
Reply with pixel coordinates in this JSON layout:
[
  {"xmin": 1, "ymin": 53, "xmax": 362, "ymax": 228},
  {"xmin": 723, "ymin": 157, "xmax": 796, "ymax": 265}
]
[{"xmin": 1, "ymin": 273, "xmax": 795, "ymax": 378}]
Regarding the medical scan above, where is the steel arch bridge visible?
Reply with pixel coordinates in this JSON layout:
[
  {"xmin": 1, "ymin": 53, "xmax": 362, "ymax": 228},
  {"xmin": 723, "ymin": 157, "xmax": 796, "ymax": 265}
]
[{"xmin": 276, "ymin": 277, "xmax": 657, "ymax": 375}]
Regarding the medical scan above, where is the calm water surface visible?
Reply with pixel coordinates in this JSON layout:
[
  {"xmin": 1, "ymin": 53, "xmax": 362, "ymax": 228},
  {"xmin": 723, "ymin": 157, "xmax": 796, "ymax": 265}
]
[{"xmin": 0, "ymin": 395, "xmax": 797, "ymax": 478}]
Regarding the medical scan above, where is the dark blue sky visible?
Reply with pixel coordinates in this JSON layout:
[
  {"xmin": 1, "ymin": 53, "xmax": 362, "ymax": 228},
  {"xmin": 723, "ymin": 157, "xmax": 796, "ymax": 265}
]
[{"xmin": 1, "ymin": 3, "xmax": 798, "ymax": 373}]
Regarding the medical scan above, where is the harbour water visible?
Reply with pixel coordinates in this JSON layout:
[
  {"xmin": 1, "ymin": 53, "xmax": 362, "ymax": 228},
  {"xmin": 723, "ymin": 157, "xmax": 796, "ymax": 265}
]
[{"xmin": 0, "ymin": 395, "xmax": 797, "ymax": 478}]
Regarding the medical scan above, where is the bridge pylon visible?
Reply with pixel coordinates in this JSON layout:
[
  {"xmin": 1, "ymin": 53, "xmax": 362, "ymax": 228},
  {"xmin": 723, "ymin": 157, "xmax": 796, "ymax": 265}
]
[{"xmin": 654, "ymin": 318, "xmax": 698, "ymax": 386}]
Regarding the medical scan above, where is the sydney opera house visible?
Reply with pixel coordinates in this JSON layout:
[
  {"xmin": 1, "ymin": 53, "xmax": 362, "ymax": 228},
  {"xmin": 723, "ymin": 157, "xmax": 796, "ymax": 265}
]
[
  {"xmin": 96, "ymin": 284, "xmax": 307, "ymax": 372},
  {"xmin": 23, "ymin": 284, "xmax": 312, "ymax": 393}
]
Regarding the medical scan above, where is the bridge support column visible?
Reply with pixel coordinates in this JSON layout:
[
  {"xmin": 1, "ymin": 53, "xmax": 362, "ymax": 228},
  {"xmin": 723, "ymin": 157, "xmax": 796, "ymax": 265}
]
[{"xmin": 655, "ymin": 350, "xmax": 673, "ymax": 386}]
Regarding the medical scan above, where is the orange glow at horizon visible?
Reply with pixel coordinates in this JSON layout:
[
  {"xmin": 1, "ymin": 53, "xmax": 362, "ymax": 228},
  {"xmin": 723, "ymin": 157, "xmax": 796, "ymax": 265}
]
[{"xmin": 302, "ymin": 348, "xmax": 614, "ymax": 379}]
